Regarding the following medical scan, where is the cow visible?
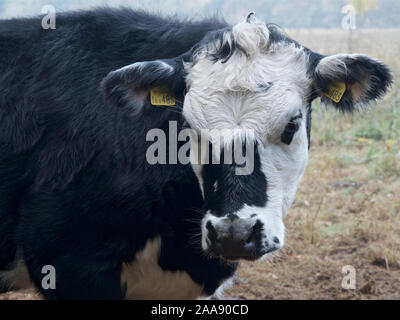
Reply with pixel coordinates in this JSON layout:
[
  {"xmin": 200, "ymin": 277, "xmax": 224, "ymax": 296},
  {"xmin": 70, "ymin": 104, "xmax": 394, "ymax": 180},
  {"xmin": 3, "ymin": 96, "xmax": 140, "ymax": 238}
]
[{"xmin": 0, "ymin": 8, "xmax": 392, "ymax": 300}]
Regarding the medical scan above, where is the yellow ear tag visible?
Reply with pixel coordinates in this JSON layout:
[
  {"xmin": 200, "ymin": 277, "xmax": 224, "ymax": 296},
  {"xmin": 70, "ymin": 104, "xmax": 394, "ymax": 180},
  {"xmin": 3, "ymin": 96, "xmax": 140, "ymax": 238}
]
[
  {"xmin": 150, "ymin": 86, "xmax": 176, "ymax": 106},
  {"xmin": 324, "ymin": 82, "xmax": 346, "ymax": 103}
]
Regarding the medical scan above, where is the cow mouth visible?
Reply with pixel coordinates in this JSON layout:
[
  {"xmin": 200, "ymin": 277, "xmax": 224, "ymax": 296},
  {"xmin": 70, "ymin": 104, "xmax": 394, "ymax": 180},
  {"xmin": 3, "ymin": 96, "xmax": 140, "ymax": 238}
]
[
  {"xmin": 212, "ymin": 252, "xmax": 265, "ymax": 262},
  {"xmin": 221, "ymin": 254, "xmax": 263, "ymax": 262}
]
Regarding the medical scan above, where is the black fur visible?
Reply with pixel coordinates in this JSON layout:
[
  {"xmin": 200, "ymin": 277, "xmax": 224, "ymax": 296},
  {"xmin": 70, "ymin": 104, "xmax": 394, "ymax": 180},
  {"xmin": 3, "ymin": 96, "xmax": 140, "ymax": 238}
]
[
  {"xmin": 201, "ymin": 143, "xmax": 268, "ymax": 217},
  {"xmin": 0, "ymin": 8, "xmax": 234, "ymax": 300}
]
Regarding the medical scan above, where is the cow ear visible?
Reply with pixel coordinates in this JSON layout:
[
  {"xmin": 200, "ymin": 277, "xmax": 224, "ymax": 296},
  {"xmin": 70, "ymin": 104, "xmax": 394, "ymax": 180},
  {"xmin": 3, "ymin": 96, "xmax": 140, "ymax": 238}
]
[
  {"xmin": 101, "ymin": 57, "xmax": 186, "ymax": 112},
  {"xmin": 314, "ymin": 54, "xmax": 392, "ymax": 112}
]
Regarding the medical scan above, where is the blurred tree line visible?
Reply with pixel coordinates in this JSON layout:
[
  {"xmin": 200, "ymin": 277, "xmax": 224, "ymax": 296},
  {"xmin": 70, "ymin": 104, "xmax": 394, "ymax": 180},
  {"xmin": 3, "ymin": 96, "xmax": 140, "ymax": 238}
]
[
  {"xmin": 0, "ymin": 0, "xmax": 399, "ymax": 28},
  {"xmin": 208, "ymin": 0, "xmax": 400, "ymax": 27}
]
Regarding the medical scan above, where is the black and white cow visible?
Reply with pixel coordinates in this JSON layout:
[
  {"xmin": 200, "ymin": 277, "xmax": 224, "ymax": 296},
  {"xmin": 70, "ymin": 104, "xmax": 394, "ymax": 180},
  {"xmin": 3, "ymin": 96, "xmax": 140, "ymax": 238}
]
[{"xmin": 0, "ymin": 8, "xmax": 392, "ymax": 299}]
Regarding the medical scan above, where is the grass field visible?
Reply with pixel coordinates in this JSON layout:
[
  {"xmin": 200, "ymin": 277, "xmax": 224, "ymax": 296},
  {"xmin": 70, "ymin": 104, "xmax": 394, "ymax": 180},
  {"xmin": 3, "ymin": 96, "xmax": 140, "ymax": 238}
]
[
  {"xmin": 0, "ymin": 29, "xmax": 399, "ymax": 301},
  {"xmin": 226, "ymin": 29, "xmax": 400, "ymax": 300}
]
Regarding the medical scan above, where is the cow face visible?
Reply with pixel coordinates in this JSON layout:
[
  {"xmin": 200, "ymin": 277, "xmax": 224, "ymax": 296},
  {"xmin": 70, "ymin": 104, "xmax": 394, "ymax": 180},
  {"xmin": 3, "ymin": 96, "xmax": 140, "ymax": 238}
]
[{"xmin": 102, "ymin": 13, "xmax": 392, "ymax": 261}]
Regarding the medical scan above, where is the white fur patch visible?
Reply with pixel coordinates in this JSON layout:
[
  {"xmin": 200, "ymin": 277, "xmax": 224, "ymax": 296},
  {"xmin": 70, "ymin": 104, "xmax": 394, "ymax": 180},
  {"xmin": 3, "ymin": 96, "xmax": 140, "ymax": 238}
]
[
  {"xmin": 122, "ymin": 237, "xmax": 204, "ymax": 300},
  {"xmin": 316, "ymin": 53, "xmax": 350, "ymax": 78},
  {"xmin": 184, "ymin": 41, "xmax": 310, "ymax": 145}
]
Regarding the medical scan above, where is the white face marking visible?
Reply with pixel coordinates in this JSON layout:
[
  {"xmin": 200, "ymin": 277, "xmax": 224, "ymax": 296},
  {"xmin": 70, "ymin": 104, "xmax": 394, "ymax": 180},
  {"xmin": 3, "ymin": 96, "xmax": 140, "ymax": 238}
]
[
  {"xmin": 183, "ymin": 19, "xmax": 311, "ymax": 258},
  {"xmin": 122, "ymin": 237, "xmax": 204, "ymax": 300}
]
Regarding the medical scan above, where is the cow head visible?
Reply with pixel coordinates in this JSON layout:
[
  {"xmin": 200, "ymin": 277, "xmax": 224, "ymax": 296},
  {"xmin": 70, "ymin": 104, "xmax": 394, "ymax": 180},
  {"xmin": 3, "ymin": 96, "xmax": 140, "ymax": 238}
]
[{"xmin": 102, "ymin": 13, "xmax": 392, "ymax": 261}]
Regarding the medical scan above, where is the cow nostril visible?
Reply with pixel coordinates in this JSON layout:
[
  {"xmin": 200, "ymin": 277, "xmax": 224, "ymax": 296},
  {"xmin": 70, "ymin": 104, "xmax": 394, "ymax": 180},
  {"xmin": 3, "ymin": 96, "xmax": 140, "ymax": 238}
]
[
  {"xmin": 206, "ymin": 221, "xmax": 213, "ymax": 230},
  {"xmin": 246, "ymin": 234, "xmax": 253, "ymax": 244},
  {"xmin": 252, "ymin": 220, "xmax": 263, "ymax": 233},
  {"xmin": 246, "ymin": 220, "xmax": 263, "ymax": 244}
]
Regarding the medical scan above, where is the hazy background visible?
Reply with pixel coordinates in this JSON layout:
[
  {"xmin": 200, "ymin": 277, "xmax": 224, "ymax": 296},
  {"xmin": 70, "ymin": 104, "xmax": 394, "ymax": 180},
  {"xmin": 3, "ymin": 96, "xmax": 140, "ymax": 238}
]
[{"xmin": 0, "ymin": 0, "xmax": 400, "ymax": 28}]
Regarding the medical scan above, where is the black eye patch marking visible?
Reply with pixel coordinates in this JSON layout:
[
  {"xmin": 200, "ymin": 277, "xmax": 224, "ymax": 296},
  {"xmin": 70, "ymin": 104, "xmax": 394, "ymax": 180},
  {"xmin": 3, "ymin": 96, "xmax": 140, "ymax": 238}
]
[
  {"xmin": 281, "ymin": 111, "xmax": 303, "ymax": 145},
  {"xmin": 201, "ymin": 142, "xmax": 267, "ymax": 216}
]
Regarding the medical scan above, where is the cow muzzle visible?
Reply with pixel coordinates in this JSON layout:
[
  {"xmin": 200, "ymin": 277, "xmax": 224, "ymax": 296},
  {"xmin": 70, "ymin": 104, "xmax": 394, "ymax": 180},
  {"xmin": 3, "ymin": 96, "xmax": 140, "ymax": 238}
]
[{"xmin": 203, "ymin": 214, "xmax": 281, "ymax": 261}]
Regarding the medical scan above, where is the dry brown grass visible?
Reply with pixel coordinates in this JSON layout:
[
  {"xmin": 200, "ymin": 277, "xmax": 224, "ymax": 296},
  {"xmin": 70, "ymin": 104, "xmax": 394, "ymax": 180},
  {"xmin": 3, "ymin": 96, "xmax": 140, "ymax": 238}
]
[{"xmin": 226, "ymin": 28, "xmax": 400, "ymax": 300}]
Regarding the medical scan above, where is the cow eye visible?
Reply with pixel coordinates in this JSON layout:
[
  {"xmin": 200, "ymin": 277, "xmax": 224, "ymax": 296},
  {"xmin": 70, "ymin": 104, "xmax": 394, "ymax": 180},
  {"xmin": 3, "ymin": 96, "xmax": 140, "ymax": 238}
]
[{"xmin": 281, "ymin": 113, "xmax": 302, "ymax": 145}]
